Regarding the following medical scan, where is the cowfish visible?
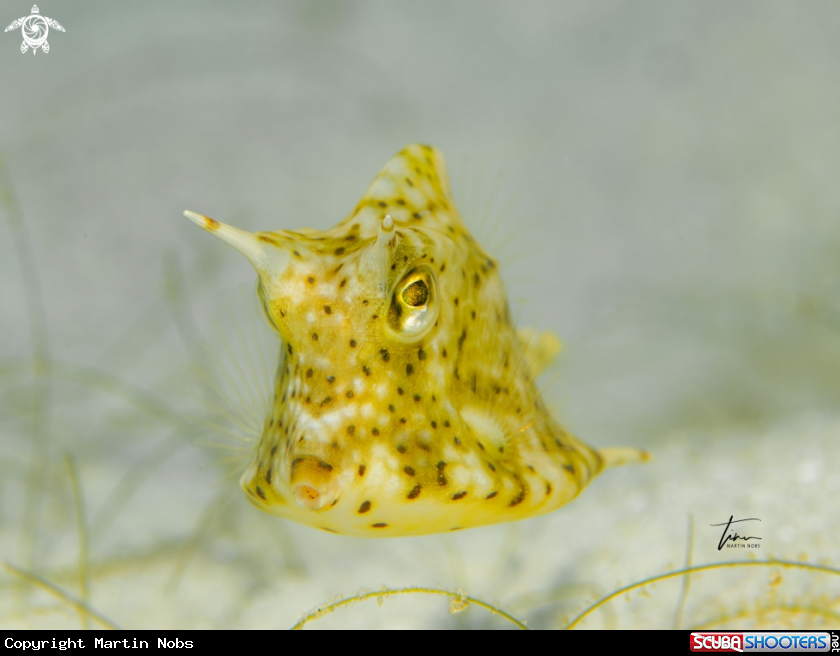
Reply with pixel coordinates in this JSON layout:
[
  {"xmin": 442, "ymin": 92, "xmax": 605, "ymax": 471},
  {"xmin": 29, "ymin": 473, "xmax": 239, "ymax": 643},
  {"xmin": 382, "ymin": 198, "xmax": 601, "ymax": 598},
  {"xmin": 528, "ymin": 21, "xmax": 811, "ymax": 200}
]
[{"xmin": 184, "ymin": 144, "xmax": 646, "ymax": 537}]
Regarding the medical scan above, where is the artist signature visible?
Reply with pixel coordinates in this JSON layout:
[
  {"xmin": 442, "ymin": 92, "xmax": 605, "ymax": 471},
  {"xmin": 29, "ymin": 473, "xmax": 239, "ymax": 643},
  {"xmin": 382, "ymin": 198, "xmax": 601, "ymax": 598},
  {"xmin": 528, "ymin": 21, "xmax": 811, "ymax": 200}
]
[{"xmin": 710, "ymin": 515, "xmax": 762, "ymax": 550}]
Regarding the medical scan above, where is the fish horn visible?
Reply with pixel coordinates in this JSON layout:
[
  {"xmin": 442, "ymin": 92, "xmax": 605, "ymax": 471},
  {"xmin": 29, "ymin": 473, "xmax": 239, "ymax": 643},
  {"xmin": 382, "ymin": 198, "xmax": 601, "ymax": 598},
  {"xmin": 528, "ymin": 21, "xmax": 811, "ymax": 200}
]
[
  {"xmin": 183, "ymin": 210, "xmax": 289, "ymax": 278},
  {"xmin": 375, "ymin": 214, "xmax": 395, "ymax": 249},
  {"xmin": 359, "ymin": 214, "xmax": 396, "ymax": 283}
]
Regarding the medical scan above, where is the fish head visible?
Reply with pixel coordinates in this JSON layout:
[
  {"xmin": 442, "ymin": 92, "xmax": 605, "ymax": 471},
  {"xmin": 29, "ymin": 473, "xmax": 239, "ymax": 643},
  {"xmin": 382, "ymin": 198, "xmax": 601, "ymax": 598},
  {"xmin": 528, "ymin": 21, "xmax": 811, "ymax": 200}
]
[{"xmin": 186, "ymin": 144, "xmax": 605, "ymax": 536}]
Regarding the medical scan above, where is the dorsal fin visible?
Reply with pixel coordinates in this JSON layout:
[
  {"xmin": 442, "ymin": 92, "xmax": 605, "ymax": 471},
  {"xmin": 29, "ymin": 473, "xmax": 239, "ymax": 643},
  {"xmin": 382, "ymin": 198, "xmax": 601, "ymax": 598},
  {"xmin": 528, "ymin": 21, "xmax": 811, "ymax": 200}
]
[{"xmin": 346, "ymin": 144, "xmax": 465, "ymax": 230}]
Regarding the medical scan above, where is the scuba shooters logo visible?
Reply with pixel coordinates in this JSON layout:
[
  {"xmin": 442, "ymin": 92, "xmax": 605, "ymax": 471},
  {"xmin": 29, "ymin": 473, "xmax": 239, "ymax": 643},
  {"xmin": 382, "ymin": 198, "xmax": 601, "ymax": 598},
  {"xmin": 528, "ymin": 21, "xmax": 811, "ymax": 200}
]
[
  {"xmin": 690, "ymin": 632, "xmax": 836, "ymax": 653},
  {"xmin": 4, "ymin": 5, "xmax": 64, "ymax": 54}
]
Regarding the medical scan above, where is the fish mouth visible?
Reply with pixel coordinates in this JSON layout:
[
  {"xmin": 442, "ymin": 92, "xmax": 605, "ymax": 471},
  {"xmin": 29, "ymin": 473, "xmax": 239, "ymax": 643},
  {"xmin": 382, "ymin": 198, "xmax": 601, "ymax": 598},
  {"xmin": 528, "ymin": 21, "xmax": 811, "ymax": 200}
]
[
  {"xmin": 293, "ymin": 484, "xmax": 326, "ymax": 509},
  {"xmin": 289, "ymin": 454, "xmax": 340, "ymax": 511}
]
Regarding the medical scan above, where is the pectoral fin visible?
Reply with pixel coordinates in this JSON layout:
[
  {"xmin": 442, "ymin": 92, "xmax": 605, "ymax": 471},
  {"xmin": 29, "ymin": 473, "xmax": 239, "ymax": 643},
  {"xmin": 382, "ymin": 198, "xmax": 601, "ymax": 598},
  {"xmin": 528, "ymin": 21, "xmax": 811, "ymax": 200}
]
[{"xmin": 517, "ymin": 328, "xmax": 563, "ymax": 378}]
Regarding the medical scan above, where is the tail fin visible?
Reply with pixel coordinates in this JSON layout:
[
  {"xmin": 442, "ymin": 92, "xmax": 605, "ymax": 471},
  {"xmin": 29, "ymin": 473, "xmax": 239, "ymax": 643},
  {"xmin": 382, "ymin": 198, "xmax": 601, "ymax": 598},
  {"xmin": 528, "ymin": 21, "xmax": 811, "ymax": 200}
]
[{"xmin": 598, "ymin": 447, "xmax": 650, "ymax": 469}]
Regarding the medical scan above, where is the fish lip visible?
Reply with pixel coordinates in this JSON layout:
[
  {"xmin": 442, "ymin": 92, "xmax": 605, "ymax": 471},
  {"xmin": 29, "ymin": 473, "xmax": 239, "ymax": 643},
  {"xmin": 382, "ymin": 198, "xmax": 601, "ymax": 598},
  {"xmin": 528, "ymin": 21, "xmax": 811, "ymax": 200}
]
[
  {"xmin": 292, "ymin": 483, "xmax": 335, "ymax": 511},
  {"xmin": 288, "ymin": 454, "xmax": 340, "ymax": 511}
]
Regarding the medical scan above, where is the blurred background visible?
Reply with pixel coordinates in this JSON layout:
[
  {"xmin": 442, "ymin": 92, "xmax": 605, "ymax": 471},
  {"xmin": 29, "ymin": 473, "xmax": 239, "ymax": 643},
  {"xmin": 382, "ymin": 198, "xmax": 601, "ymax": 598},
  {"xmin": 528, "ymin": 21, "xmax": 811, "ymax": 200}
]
[{"xmin": 1, "ymin": 0, "xmax": 838, "ymax": 629}]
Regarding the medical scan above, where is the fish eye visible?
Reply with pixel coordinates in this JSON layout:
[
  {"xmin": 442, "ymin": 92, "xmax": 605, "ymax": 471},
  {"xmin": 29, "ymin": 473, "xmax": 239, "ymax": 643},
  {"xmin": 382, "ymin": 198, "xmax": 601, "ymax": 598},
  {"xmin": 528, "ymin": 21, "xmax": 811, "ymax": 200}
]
[
  {"xmin": 402, "ymin": 279, "xmax": 429, "ymax": 307},
  {"xmin": 388, "ymin": 265, "xmax": 438, "ymax": 341}
]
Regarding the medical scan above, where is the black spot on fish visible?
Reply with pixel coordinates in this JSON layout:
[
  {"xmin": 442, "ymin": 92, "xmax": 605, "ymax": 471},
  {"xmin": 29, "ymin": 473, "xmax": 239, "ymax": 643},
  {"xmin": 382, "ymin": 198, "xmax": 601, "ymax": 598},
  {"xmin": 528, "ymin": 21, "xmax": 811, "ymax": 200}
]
[
  {"xmin": 437, "ymin": 461, "xmax": 447, "ymax": 486},
  {"xmin": 509, "ymin": 489, "xmax": 526, "ymax": 507}
]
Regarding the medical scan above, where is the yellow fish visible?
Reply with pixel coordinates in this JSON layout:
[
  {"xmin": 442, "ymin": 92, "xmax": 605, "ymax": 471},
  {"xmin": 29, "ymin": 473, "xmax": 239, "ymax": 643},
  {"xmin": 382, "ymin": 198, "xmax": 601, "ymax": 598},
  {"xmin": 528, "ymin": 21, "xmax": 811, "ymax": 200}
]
[{"xmin": 184, "ymin": 144, "xmax": 646, "ymax": 537}]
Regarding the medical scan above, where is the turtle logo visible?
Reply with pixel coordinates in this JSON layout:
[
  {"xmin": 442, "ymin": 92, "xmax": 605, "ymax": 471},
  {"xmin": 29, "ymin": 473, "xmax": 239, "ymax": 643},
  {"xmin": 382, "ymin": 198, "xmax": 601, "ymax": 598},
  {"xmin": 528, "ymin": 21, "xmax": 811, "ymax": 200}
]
[{"xmin": 5, "ymin": 5, "xmax": 65, "ymax": 55}]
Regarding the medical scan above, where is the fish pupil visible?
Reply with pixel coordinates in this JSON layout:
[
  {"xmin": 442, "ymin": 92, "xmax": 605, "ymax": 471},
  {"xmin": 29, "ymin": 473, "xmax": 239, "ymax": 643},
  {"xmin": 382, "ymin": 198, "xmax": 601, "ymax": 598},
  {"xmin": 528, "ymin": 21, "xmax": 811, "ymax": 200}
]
[{"xmin": 402, "ymin": 280, "xmax": 429, "ymax": 307}]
